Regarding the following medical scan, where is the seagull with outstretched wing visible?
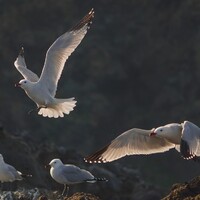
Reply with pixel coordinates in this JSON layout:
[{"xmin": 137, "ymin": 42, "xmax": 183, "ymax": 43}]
[
  {"xmin": 15, "ymin": 9, "xmax": 94, "ymax": 118},
  {"xmin": 85, "ymin": 121, "xmax": 200, "ymax": 163}
]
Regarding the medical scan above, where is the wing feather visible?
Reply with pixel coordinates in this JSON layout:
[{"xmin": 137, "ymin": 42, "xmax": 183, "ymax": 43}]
[
  {"xmin": 38, "ymin": 9, "xmax": 94, "ymax": 96},
  {"xmin": 14, "ymin": 47, "xmax": 39, "ymax": 82},
  {"xmin": 85, "ymin": 128, "xmax": 175, "ymax": 163},
  {"xmin": 181, "ymin": 121, "xmax": 200, "ymax": 159}
]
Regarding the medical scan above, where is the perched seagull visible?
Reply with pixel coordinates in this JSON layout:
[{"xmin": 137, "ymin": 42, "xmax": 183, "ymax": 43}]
[
  {"xmin": 0, "ymin": 154, "xmax": 32, "ymax": 183},
  {"xmin": 85, "ymin": 121, "xmax": 200, "ymax": 163},
  {"xmin": 48, "ymin": 158, "xmax": 107, "ymax": 196},
  {"xmin": 14, "ymin": 9, "xmax": 94, "ymax": 118}
]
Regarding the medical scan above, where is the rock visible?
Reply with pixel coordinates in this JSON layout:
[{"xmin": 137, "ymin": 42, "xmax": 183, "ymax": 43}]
[
  {"xmin": 66, "ymin": 192, "xmax": 101, "ymax": 200},
  {"xmin": 0, "ymin": 191, "xmax": 13, "ymax": 200},
  {"xmin": 162, "ymin": 176, "xmax": 200, "ymax": 200},
  {"xmin": 0, "ymin": 190, "xmax": 101, "ymax": 200}
]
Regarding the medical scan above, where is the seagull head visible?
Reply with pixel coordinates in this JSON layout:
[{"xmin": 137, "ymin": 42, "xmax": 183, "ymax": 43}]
[
  {"xmin": 150, "ymin": 124, "xmax": 179, "ymax": 137},
  {"xmin": 15, "ymin": 79, "xmax": 31, "ymax": 89},
  {"xmin": 150, "ymin": 127, "xmax": 164, "ymax": 137},
  {"xmin": 48, "ymin": 158, "xmax": 63, "ymax": 168},
  {"xmin": 150, "ymin": 123, "xmax": 182, "ymax": 144}
]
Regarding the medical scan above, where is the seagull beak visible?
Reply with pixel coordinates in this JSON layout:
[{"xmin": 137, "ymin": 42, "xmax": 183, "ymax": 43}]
[
  {"xmin": 150, "ymin": 132, "xmax": 156, "ymax": 136},
  {"xmin": 15, "ymin": 83, "xmax": 21, "ymax": 87},
  {"xmin": 150, "ymin": 128, "xmax": 156, "ymax": 136}
]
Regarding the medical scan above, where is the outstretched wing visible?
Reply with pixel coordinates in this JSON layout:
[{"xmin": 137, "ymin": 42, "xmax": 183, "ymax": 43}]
[
  {"xmin": 14, "ymin": 47, "xmax": 39, "ymax": 82},
  {"xmin": 38, "ymin": 9, "xmax": 94, "ymax": 96},
  {"xmin": 85, "ymin": 128, "xmax": 175, "ymax": 163},
  {"xmin": 180, "ymin": 121, "xmax": 200, "ymax": 159}
]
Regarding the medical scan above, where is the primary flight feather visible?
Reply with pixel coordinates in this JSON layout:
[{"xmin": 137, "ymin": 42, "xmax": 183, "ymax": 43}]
[{"xmin": 14, "ymin": 9, "xmax": 94, "ymax": 118}]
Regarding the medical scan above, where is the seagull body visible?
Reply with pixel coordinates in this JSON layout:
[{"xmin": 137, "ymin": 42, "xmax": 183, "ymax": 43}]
[
  {"xmin": 0, "ymin": 154, "xmax": 31, "ymax": 183},
  {"xmin": 152, "ymin": 121, "xmax": 200, "ymax": 160},
  {"xmin": 48, "ymin": 158, "xmax": 107, "ymax": 196},
  {"xmin": 85, "ymin": 121, "xmax": 200, "ymax": 163},
  {"xmin": 14, "ymin": 9, "xmax": 94, "ymax": 118}
]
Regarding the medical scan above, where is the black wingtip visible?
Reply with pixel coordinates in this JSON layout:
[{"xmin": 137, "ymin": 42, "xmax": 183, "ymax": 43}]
[
  {"xmin": 84, "ymin": 144, "xmax": 110, "ymax": 163},
  {"xmin": 95, "ymin": 177, "xmax": 108, "ymax": 182},
  {"xmin": 89, "ymin": 8, "xmax": 94, "ymax": 15},
  {"xmin": 19, "ymin": 47, "xmax": 24, "ymax": 57},
  {"xmin": 71, "ymin": 8, "xmax": 95, "ymax": 32},
  {"xmin": 180, "ymin": 139, "xmax": 195, "ymax": 160},
  {"xmin": 21, "ymin": 174, "xmax": 32, "ymax": 178}
]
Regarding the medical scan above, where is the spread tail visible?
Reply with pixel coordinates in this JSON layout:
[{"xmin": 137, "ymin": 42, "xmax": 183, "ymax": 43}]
[{"xmin": 38, "ymin": 98, "xmax": 77, "ymax": 118}]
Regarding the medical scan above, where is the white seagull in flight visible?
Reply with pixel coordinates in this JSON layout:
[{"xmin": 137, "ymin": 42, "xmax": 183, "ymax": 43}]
[
  {"xmin": 14, "ymin": 9, "xmax": 94, "ymax": 118},
  {"xmin": 85, "ymin": 121, "xmax": 200, "ymax": 163}
]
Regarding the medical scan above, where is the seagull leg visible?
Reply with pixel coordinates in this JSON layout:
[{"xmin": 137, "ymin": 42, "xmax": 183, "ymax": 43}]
[
  {"xmin": 28, "ymin": 106, "xmax": 47, "ymax": 115},
  {"xmin": 65, "ymin": 186, "xmax": 69, "ymax": 197},
  {"xmin": 61, "ymin": 184, "xmax": 69, "ymax": 197},
  {"xmin": 28, "ymin": 106, "xmax": 40, "ymax": 115},
  {"xmin": 61, "ymin": 184, "xmax": 67, "ymax": 196},
  {"xmin": 28, "ymin": 108, "xmax": 36, "ymax": 115}
]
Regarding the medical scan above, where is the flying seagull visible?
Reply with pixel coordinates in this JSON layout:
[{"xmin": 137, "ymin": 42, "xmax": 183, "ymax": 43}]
[
  {"xmin": 48, "ymin": 158, "xmax": 107, "ymax": 196},
  {"xmin": 0, "ymin": 154, "xmax": 32, "ymax": 183},
  {"xmin": 85, "ymin": 121, "xmax": 200, "ymax": 163},
  {"xmin": 14, "ymin": 9, "xmax": 94, "ymax": 118}
]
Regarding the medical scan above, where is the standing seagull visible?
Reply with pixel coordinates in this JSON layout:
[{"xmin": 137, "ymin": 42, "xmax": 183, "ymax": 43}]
[
  {"xmin": 14, "ymin": 9, "xmax": 94, "ymax": 118},
  {"xmin": 0, "ymin": 154, "xmax": 32, "ymax": 183},
  {"xmin": 85, "ymin": 121, "xmax": 200, "ymax": 163},
  {"xmin": 48, "ymin": 158, "xmax": 107, "ymax": 196}
]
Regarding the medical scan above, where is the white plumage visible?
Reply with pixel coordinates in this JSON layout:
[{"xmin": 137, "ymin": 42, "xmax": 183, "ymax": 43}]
[
  {"xmin": 14, "ymin": 9, "xmax": 94, "ymax": 118},
  {"xmin": 0, "ymin": 154, "xmax": 31, "ymax": 183},
  {"xmin": 48, "ymin": 158, "xmax": 107, "ymax": 196},
  {"xmin": 85, "ymin": 121, "xmax": 200, "ymax": 163}
]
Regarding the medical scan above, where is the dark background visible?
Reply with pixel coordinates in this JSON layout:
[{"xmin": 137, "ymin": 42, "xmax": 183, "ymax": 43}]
[{"xmin": 0, "ymin": 0, "xmax": 200, "ymax": 192}]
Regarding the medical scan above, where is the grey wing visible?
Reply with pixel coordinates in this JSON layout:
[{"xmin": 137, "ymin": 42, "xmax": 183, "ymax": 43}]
[
  {"xmin": 38, "ymin": 9, "xmax": 94, "ymax": 96},
  {"xmin": 14, "ymin": 47, "xmax": 39, "ymax": 82},
  {"xmin": 180, "ymin": 121, "xmax": 200, "ymax": 159},
  {"xmin": 62, "ymin": 165, "xmax": 94, "ymax": 183},
  {"xmin": 7, "ymin": 164, "xmax": 22, "ymax": 180},
  {"xmin": 85, "ymin": 128, "xmax": 175, "ymax": 163}
]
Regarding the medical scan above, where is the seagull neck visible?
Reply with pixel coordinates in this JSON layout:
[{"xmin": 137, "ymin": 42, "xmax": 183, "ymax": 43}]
[{"xmin": 165, "ymin": 125, "xmax": 182, "ymax": 144}]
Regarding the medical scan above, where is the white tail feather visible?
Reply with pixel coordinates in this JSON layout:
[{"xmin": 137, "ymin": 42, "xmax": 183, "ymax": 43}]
[{"xmin": 38, "ymin": 98, "xmax": 77, "ymax": 118}]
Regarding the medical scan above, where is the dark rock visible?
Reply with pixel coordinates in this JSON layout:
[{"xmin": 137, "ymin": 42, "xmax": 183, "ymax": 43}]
[
  {"xmin": 162, "ymin": 176, "xmax": 200, "ymax": 200},
  {"xmin": 66, "ymin": 192, "xmax": 101, "ymax": 200}
]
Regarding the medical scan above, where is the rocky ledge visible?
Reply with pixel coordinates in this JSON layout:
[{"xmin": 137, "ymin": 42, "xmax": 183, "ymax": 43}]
[
  {"xmin": 0, "ymin": 190, "xmax": 101, "ymax": 200},
  {"xmin": 162, "ymin": 176, "xmax": 200, "ymax": 200}
]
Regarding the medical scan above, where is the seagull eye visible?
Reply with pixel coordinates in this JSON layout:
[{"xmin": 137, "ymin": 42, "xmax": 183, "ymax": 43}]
[
  {"xmin": 160, "ymin": 129, "xmax": 163, "ymax": 132},
  {"xmin": 24, "ymin": 81, "xmax": 27, "ymax": 84}
]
